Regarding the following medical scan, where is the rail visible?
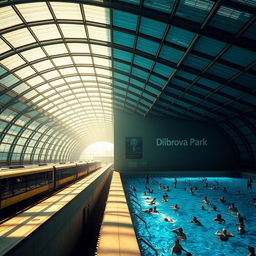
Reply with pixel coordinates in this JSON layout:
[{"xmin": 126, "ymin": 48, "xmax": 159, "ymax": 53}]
[
  {"xmin": 133, "ymin": 213, "xmax": 151, "ymax": 237},
  {"xmin": 128, "ymin": 191, "xmax": 138, "ymax": 199},
  {"xmin": 130, "ymin": 198, "xmax": 142, "ymax": 211},
  {"xmin": 138, "ymin": 238, "xmax": 158, "ymax": 256}
]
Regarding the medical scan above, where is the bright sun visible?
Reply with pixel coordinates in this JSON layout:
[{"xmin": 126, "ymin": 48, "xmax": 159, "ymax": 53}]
[{"xmin": 79, "ymin": 141, "xmax": 114, "ymax": 161}]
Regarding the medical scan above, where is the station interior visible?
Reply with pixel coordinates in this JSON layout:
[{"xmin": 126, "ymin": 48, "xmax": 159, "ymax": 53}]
[{"xmin": 0, "ymin": 0, "xmax": 256, "ymax": 255}]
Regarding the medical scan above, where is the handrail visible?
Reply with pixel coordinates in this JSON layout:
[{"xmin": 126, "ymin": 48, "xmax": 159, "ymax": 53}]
[
  {"xmin": 128, "ymin": 191, "xmax": 138, "ymax": 199},
  {"xmin": 130, "ymin": 198, "xmax": 141, "ymax": 210},
  {"xmin": 138, "ymin": 238, "xmax": 158, "ymax": 256},
  {"xmin": 133, "ymin": 213, "xmax": 151, "ymax": 237}
]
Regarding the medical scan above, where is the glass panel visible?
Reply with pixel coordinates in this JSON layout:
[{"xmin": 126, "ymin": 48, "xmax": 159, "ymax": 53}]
[
  {"xmin": 3, "ymin": 28, "xmax": 36, "ymax": 48},
  {"xmin": 113, "ymin": 10, "xmax": 138, "ymax": 31},
  {"xmin": 33, "ymin": 60, "xmax": 54, "ymax": 72},
  {"xmin": 1, "ymin": 55, "xmax": 26, "ymax": 70},
  {"xmin": 0, "ymin": 6, "xmax": 23, "ymax": 30},
  {"xmin": 21, "ymin": 47, "xmax": 47, "ymax": 62},
  {"xmin": 27, "ymin": 76, "xmax": 44, "ymax": 86},
  {"xmin": 0, "ymin": 39, "xmax": 12, "ymax": 54},
  {"xmin": 176, "ymin": 0, "xmax": 214, "ymax": 23},
  {"xmin": 42, "ymin": 70, "xmax": 59, "ymax": 80},
  {"xmin": 87, "ymin": 26, "xmax": 111, "ymax": 42},
  {"xmin": 52, "ymin": 56, "xmax": 73, "ymax": 66},
  {"xmin": 17, "ymin": 2, "xmax": 52, "ymax": 22},
  {"xmin": 91, "ymin": 45, "xmax": 111, "ymax": 56},
  {"xmin": 59, "ymin": 24, "xmax": 87, "ymax": 38},
  {"xmin": 93, "ymin": 57, "xmax": 111, "ymax": 67},
  {"xmin": 15, "ymin": 66, "xmax": 36, "ymax": 79},
  {"xmin": 84, "ymin": 5, "xmax": 110, "ymax": 24},
  {"xmin": 31, "ymin": 24, "xmax": 61, "ymax": 41},
  {"xmin": 140, "ymin": 17, "xmax": 167, "ymax": 39},
  {"xmin": 73, "ymin": 56, "xmax": 93, "ymax": 65},
  {"xmin": 51, "ymin": 2, "xmax": 82, "ymax": 20},
  {"xmin": 67, "ymin": 43, "xmax": 90, "ymax": 53},
  {"xmin": 44, "ymin": 44, "xmax": 68, "ymax": 55}
]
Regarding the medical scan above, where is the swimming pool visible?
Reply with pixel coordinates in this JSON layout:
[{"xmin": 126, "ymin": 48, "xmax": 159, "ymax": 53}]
[{"xmin": 123, "ymin": 176, "xmax": 256, "ymax": 256}]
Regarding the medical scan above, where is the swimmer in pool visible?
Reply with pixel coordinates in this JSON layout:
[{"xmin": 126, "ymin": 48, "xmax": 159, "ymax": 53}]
[
  {"xmin": 236, "ymin": 222, "xmax": 245, "ymax": 234},
  {"xmin": 172, "ymin": 227, "xmax": 187, "ymax": 240},
  {"xmin": 213, "ymin": 214, "xmax": 225, "ymax": 224},
  {"xmin": 219, "ymin": 196, "xmax": 226, "ymax": 203},
  {"xmin": 200, "ymin": 205, "xmax": 205, "ymax": 210},
  {"xmin": 164, "ymin": 217, "xmax": 174, "ymax": 223},
  {"xmin": 152, "ymin": 206, "xmax": 159, "ymax": 213},
  {"xmin": 170, "ymin": 239, "xmax": 188, "ymax": 255},
  {"xmin": 170, "ymin": 204, "xmax": 181, "ymax": 210},
  {"xmin": 247, "ymin": 246, "xmax": 255, "ymax": 256},
  {"xmin": 232, "ymin": 212, "xmax": 246, "ymax": 221},
  {"xmin": 141, "ymin": 208, "xmax": 153, "ymax": 213},
  {"xmin": 215, "ymin": 228, "xmax": 234, "ymax": 241},
  {"xmin": 209, "ymin": 205, "xmax": 217, "ymax": 211},
  {"xmin": 161, "ymin": 194, "xmax": 168, "ymax": 202},
  {"xmin": 199, "ymin": 196, "xmax": 210, "ymax": 205},
  {"xmin": 228, "ymin": 203, "xmax": 238, "ymax": 213},
  {"xmin": 149, "ymin": 198, "xmax": 156, "ymax": 205},
  {"xmin": 189, "ymin": 216, "xmax": 202, "ymax": 226}
]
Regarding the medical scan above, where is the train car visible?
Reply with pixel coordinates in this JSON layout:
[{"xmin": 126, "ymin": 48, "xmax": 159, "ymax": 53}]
[
  {"xmin": 87, "ymin": 161, "xmax": 101, "ymax": 174},
  {"xmin": 0, "ymin": 161, "xmax": 101, "ymax": 211},
  {"xmin": 76, "ymin": 162, "xmax": 89, "ymax": 178},
  {"xmin": 0, "ymin": 166, "xmax": 54, "ymax": 209},
  {"xmin": 54, "ymin": 163, "xmax": 78, "ymax": 187}
]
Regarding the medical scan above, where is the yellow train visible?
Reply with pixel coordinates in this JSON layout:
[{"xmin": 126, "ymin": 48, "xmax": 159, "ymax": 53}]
[{"xmin": 0, "ymin": 161, "xmax": 101, "ymax": 210}]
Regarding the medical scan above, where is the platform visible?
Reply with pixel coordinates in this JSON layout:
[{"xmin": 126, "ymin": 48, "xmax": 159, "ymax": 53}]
[
  {"xmin": 0, "ymin": 164, "xmax": 112, "ymax": 256},
  {"xmin": 96, "ymin": 171, "xmax": 140, "ymax": 256}
]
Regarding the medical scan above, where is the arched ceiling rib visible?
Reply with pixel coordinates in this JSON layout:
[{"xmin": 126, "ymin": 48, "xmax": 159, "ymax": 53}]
[{"xmin": 0, "ymin": 0, "xmax": 256, "ymax": 166}]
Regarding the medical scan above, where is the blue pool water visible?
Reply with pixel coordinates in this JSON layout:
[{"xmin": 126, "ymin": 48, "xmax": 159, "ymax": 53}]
[{"xmin": 123, "ymin": 176, "xmax": 256, "ymax": 256}]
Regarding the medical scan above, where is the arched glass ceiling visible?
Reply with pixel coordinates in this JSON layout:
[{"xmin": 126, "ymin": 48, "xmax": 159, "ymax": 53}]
[
  {"xmin": 0, "ymin": 0, "xmax": 256, "ymax": 167},
  {"xmin": 0, "ymin": 2, "xmax": 114, "ymax": 164}
]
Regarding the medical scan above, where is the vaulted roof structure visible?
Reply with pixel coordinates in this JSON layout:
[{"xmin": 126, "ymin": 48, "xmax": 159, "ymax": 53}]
[{"xmin": 0, "ymin": 0, "xmax": 255, "ymax": 167}]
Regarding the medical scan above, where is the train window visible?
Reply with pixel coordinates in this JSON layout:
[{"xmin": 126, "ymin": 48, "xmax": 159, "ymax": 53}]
[
  {"xmin": 0, "ymin": 179, "xmax": 13, "ymax": 199},
  {"xmin": 26, "ymin": 174, "xmax": 37, "ymax": 190},
  {"xmin": 13, "ymin": 176, "xmax": 27, "ymax": 196}
]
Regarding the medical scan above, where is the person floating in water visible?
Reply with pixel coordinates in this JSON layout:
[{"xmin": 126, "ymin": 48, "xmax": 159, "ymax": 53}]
[
  {"xmin": 189, "ymin": 216, "xmax": 202, "ymax": 226},
  {"xmin": 247, "ymin": 176, "xmax": 253, "ymax": 190},
  {"xmin": 149, "ymin": 198, "xmax": 156, "ymax": 205},
  {"xmin": 161, "ymin": 194, "xmax": 168, "ymax": 202},
  {"xmin": 171, "ymin": 227, "xmax": 187, "ymax": 240},
  {"xmin": 219, "ymin": 196, "xmax": 226, "ymax": 203},
  {"xmin": 200, "ymin": 205, "xmax": 205, "ymax": 210},
  {"xmin": 174, "ymin": 176, "xmax": 177, "ymax": 188},
  {"xmin": 213, "ymin": 214, "xmax": 225, "ymax": 224},
  {"xmin": 152, "ymin": 206, "xmax": 159, "ymax": 213},
  {"xmin": 228, "ymin": 203, "xmax": 238, "ymax": 213},
  {"xmin": 170, "ymin": 204, "xmax": 181, "ymax": 211},
  {"xmin": 247, "ymin": 246, "xmax": 255, "ymax": 256},
  {"xmin": 146, "ymin": 174, "xmax": 149, "ymax": 185},
  {"xmin": 164, "ymin": 217, "xmax": 174, "ymax": 223},
  {"xmin": 189, "ymin": 187, "xmax": 194, "ymax": 195},
  {"xmin": 236, "ymin": 221, "xmax": 245, "ymax": 234},
  {"xmin": 215, "ymin": 228, "xmax": 234, "ymax": 241},
  {"xmin": 170, "ymin": 239, "xmax": 190, "ymax": 255},
  {"xmin": 141, "ymin": 208, "xmax": 153, "ymax": 213},
  {"xmin": 199, "ymin": 196, "xmax": 210, "ymax": 205},
  {"xmin": 209, "ymin": 205, "xmax": 217, "ymax": 211}
]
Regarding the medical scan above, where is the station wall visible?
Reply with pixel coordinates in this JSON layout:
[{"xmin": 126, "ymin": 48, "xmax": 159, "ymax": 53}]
[{"xmin": 114, "ymin": 110, "xmax": 238, "ymax": 172}]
